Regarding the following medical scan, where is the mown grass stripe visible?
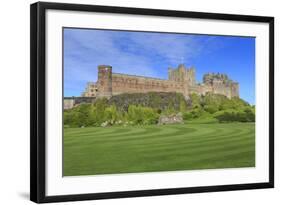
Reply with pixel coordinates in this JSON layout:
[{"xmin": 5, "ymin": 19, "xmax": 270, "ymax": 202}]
[
  {"xmin": 64, "ymin": 129, "xmax": 253, "ymax": 162},
  {"xmin": 66, "ymin": 126, "xmax": 250, "ymax": 149},
  {"xmin": 65, "ymin": 136, "xmax": 254, "ymax": 166},
  {"xmin": 63, "ymin": 123, "xmax": 255, "ymax": 176}
]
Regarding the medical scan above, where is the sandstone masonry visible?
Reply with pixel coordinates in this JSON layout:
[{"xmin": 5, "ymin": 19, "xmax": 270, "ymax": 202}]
[{"xmin": 81, "ymin": 64, "xmax": 239, "ymax": 99}]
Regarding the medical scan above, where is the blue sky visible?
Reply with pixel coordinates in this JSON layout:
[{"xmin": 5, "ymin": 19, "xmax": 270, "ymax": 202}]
[{"xmin": 64, "ymin": 28, "xmax": 255, "ymax": 104}]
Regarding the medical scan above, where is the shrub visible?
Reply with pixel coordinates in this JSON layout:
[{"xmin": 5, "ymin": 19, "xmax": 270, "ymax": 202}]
[
  {"xmin": 214, "ymin": 109, "xmax": 255, "ymax": 123},
  {"xmin": 204, "ymin": 104, "xmax": 219, "ymax": 114},
  {"xmin": 64, "ymin": 106, "xmax": 89, "ymax": 127},
  {"xmin": 182, "ymin": 112, "xmax": 193, "ymax": 120},
  {"xmin": 127, "ymin": 105, "xmax": 159, "ymax": 125},
  {"xmin": 191, "ymin": 107, "xmax": 206, "ymax": 118}
]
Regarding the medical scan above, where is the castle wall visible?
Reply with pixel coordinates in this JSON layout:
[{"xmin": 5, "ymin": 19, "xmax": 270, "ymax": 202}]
[
  {"xmin": 64, "ymin": 97, "xmax": 96, "ymax": 110},
  {"xmin": 81, "ymin": 64, "xmax": 239, "ymax": 99},
  {"xmin": 231, "ymin": 83, "xmax": 239, "ymax": 98},
  {"xmin": 111, "ymin": 73, "xmax": 185, "ymax": 95},
  {"xmin": 189, "ymin": 84, "xmax": 212, "ymax": 96}
]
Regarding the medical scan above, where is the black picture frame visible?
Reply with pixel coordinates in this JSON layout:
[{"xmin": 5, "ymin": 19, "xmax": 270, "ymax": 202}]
[{"xmin": 30, "ymin": 1, "xmax": 274, "ymax": 203}]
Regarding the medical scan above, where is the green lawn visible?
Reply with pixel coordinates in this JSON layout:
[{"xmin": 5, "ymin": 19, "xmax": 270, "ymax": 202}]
[{"xmin": 63, "ymin": 123, "xmax": 255, "ymax": 176}]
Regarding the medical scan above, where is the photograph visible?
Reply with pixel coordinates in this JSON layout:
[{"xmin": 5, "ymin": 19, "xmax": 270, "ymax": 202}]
[
  {"xmin": 63, "ymin": 28, "xmax": 256, "ymax": 176},
  {"xmin": 30, "ymin": 2, "xmax": 274, "ymax": 202}
]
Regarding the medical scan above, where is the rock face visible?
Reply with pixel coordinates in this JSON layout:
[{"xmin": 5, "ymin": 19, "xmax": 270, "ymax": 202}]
[
  {"xmin": 158, "ymin": 113, "xmax": 183, "ymax": 125},
  {"xmin": 108, "ymin": 92, "xmax": 187, "ymax": 112}
]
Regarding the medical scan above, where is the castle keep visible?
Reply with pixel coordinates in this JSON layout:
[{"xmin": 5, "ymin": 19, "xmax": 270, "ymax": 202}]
[{"xmin": 82, "ymin": 64, "xmax": 239, "ymax": 99}]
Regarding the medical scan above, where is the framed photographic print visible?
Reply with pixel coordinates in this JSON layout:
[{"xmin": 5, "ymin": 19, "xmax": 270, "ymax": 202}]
[{"xmin": 30, "ymin": 2, "xmax": 274, "ymax": 203}]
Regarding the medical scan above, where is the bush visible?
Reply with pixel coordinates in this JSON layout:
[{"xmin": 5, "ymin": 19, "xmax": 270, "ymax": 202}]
[
  {"xmin": 64, "ymin": 104, "xmax": 91, "ymax": 127},
  {"xmin": 204, "ymin": 104, "xmax": 219, "ymax": 114},
  {"xmin": 182, "ymin": 112, "xmax": 193, "ymax": 120},
  {"xmin": 127, "ymin": 105, "xmax": 159, "ymax": 125},
  {"xmin": 244, "ymin": 107, "xmax": 255, "ymax": 122},
  {"xmin": 214, "ymin": 109, "xmax": 255, "ymax": 123},
  {"xmin": 190, "ymin": 107, "xmax": 205, "ymax": 118}
]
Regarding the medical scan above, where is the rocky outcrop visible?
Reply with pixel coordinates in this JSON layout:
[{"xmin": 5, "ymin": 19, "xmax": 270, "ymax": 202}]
[{"xmin": 108, "ymin": 92, "xmax": 187, "ymax": 112}]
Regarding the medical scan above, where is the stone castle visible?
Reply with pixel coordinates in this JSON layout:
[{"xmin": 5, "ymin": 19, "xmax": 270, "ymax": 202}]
[{"xmin": 81, "ymin": 64, "xmax": 239, "ymax": 99}]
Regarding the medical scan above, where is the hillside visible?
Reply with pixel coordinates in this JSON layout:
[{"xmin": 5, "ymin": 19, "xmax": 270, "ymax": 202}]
[{"xmin": 64, "ymin": 92, "xmax": 255, "ymax": 127}]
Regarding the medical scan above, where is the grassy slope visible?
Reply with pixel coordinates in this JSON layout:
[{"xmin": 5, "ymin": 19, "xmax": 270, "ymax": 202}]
[{"xmin": 63, "ymin": 123, "xmax": 255, "ymax": 176}]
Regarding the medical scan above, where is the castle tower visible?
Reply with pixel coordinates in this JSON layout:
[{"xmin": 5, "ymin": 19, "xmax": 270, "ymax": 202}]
[
  {"xmin": 186, "ymin": 67, "xmax": 196, "ymax": 86},
  {"xmin": 168, "ymin": 64, "xmax": 195, "ymax": 83},
  {"xmin": 97, "ymin": 65, "xmax": 112, "ymax": 98}
]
